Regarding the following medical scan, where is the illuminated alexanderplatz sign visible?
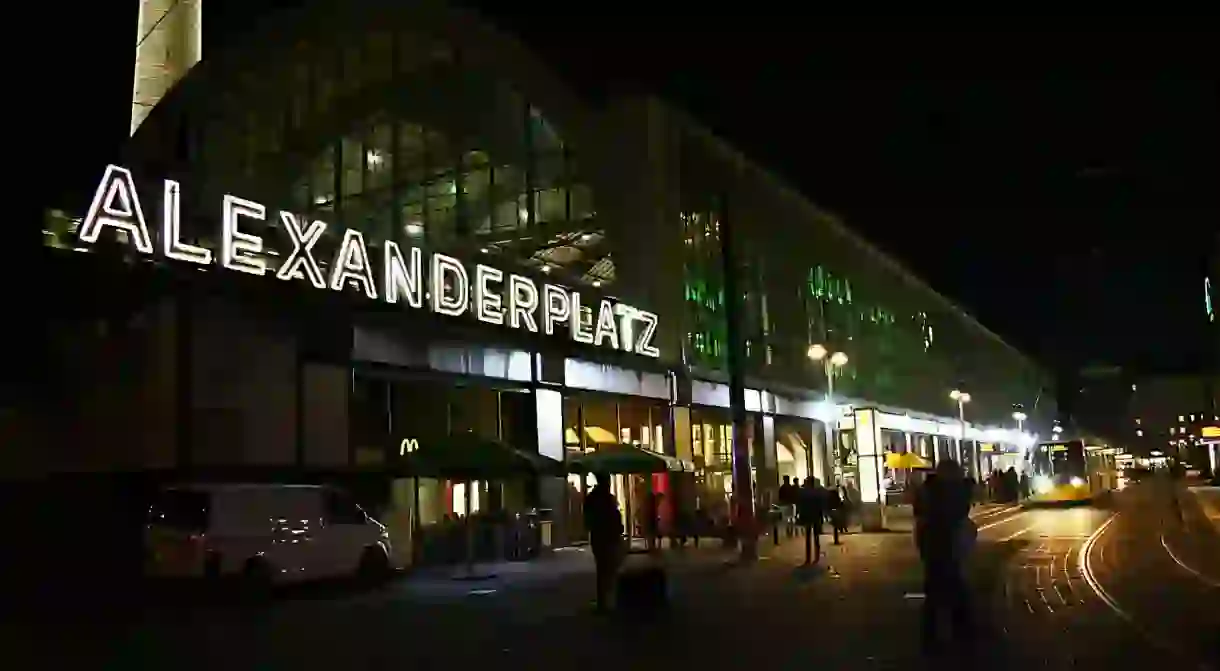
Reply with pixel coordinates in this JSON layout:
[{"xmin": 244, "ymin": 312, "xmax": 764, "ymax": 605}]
[{"xmin": 77, "ymin": 165, "xmax": 660, "ymax": 358}]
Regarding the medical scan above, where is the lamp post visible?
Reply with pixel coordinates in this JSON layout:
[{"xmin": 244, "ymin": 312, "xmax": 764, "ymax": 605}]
[
  {"xmin": 808, "ymin": 344, "xmax": 849, "ymax": 484},
  {"xmin": 1011, "ymin": 410, "xmax": 1027, "ymax": 474},
  {"xmin": 950, "ymin": 389, "xmax": 975, "ymax": 476},
  {"xmin": 1012, "ymin": 411, "xmax": 1027, "ymax": 434}
]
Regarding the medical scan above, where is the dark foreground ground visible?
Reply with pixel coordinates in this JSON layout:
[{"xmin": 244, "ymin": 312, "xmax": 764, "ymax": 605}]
[{"xmin": 4, "ymin": 482, "xmax": 1217, "ymax": 670}]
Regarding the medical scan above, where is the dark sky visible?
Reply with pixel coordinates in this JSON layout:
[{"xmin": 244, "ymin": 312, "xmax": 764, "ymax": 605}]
[{"xmin": 44, "ymin": 6, "xmax": 1218, "ymax": 376}]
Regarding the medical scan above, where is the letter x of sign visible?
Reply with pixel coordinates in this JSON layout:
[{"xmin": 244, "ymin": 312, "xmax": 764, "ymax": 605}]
[{"xmin": 275, "ymin": 212, "xmax": 327, "ymax": 288}]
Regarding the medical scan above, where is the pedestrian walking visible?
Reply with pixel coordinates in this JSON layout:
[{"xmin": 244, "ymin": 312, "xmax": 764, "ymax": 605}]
[
  {"xmin": 583, "ymin": 472, "xmax": 624, "ymax": 612},
  {"xmin": 778, "ymin": 476, "xmax": 797, "ymax": 538},
  {"xmin": 826, "ymin": 483, "xmax": 844, "ymax": 545},
  {"xmin": 913, "ymin": 459, "xmax": 976, "ymax": 653},
  {"xmin": 797, "ymin": 477, "xmax": 826, "ymax": 565}
]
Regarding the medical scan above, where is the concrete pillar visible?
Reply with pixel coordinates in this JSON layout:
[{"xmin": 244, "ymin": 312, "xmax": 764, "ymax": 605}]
[
  {"xmin": 191, "ymin": 298, "xmax": 298, "ymax": 467},
  {"xmin": 533, "ymin": 387, "xmax": 565, "ymax": 547},
  {"xmin": 854, "ymin": 408, "xmax": 887, "ymax": 531}
]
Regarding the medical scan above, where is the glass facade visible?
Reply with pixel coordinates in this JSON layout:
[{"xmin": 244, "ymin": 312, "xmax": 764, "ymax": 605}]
[
  {"xmin": 560, "ymin": 393, "xmax": 672, "ymax": 542},
  {"xmin": 173, "ymin": 27, "xmax": 609, "ymax": 288},
  {"xmin": 349, "ymin": 373, "xmax": 538, "ymax": 564},
  {"xmin": 676, "ymin": 129, "xmax": 1051, "ymax": 429}
]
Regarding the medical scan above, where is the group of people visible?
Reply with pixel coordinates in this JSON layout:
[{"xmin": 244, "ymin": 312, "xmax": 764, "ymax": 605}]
[
  {"xmin": 983, "ymin": 466, "xmax": 1028, "ymax": 503},
  {"xmin": 584, "ymin": 462, "xmax": 979, "ymax": 652},
  {"xmin": 777, "ymin": 475, "xmax": 854, "ymax": 565}
]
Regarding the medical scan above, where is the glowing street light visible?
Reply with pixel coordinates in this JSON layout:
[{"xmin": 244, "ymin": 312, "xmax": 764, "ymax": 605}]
[
  {"xmin": 1012, "ymin": 411, "xmax": 1027, "ymax": 432},
  {"xmin": 950, "ymin": 389, "xmax": 976, "ymax": 474},
  {"xmin": 809, "ymin": 344, "xmax": 850, "ymax": 481}
]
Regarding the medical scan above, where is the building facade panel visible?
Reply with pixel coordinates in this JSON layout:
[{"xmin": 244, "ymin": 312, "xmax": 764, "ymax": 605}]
[
  {"xmin": 666, "ymin": 112, "xmax": 1053, "ymax": 430},
  {"xmin": 27, "ymin": 1, "xmax": 1055, "ymax": 564}
]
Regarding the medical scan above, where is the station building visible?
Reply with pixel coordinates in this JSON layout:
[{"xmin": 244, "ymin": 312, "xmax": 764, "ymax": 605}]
[{"xmin": 32, "ymin": 0, "xmax": 1053, "ymax": 561}]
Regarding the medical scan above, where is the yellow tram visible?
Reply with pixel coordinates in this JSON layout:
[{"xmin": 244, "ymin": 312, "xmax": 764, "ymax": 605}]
[{"xmin": 1026, "ymin": 439, "xmax": 1117, "ymax": 505}]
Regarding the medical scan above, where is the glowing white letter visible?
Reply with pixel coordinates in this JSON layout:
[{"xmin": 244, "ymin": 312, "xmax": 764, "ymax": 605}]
[
  {"xmin": 615, "ymin": 304, "xmax": 637, "ymax": 353},
  {"xmin": 430, "ymin": 253, "xmax": 469, "ymax": 316},
  {"xmin": 221, "ymin": 195, "xmax": 267, "ymax": 276},
  {"xmin": 78, "ymin": 164, "xmax": 154, "ymax": 254},
  {"xmin": 275, "ymin": 212, "xmax": 326, "ymax": 288},
  {"xmin": 383, "ymin": 241, "xmax": 423, "ymax": 308},
  {"xmin": 161, "ymin": 179, "xmax": 212, "ymax": 265},
  {"xmin": 593, "ymin": 299, "xmax": 620, "ymax": 349},
  {"xmin": 635, "ymin": 309, "xmax": 660, "ymax": 358},
  {"xmin": 507, "ymin": 275, "xmax": 538, "ymax": 332},
  {"xmin": 474, "ymin": 265, "xmax": 505, "ymax": 325},
  {"xmin": 541, "ymin": 284, "xmax": 570, "ymax": 335},
  {"xmin": 328, "ymin": 229, "xmax": 378, "ymax": 299},
  {"xmin": 569, "ymin": 292, "xmax": 595, "ymax": 344}
]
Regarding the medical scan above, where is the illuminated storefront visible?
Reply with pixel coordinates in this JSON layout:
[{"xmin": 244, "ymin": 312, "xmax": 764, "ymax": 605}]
[{"xmin": 29, "ymin": 0, "xmax": 1054, "ymax": 559}]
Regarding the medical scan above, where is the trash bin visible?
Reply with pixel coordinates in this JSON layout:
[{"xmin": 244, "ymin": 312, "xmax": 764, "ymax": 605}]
[{"xmin": 539, "ymin": 520, "xmax": 553, "ymax": 549}]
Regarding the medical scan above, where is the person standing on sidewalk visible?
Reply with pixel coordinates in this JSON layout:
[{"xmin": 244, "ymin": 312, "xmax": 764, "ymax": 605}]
[
  {"xmin": 778, "ymin": 476, "xmax": 797, "ymax": 538},
  {"xmin": 797, "ymin": 477, "xmax": 826, "ymax": 565},
  {"xmin": 584, "ymin": 472, "xmax": 624, "ymax": 612},
  {"xmin": 825, "ymin": 483, "xmax": 844, "ymax": 545},
  {"xmin": 913, "ymin": 459, "xmax": 976, "ymax": 653}
]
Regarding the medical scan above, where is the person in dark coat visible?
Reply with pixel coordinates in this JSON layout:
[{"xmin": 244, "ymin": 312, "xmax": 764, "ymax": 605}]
[
  {"xmin": 797, "ymin": 477, "xmax": 826, "ymax": 565},
  {"xmin": 583, "ymin": 473, "xmax": 624, "ymax": 611},
  {"xmin": 825, "ymin": 483, "xmax": 844, "ymax": 545},
  {"xmin": 778, "ymin": 476, "xmax": 797, "ymax": 538},
  {"xmin": 913, "ymin": 459, "xmax": 976, "ymax": 653}
]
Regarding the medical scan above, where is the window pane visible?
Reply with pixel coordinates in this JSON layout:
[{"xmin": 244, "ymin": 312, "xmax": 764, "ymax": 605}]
[
  {"xmin": 463, "ymin": 161, "xmax": 491, "ymax": 234},
  {"xmin": 570, "ymin": 183, "xmax": 594, "ymax": 222},
  {"xmin": 366, "ymin": 122, "xmax": 393, "ymax": 191},
  {"xmin": 533, "ymin": 187, "xmax": 567, "ymax": 226},
  {"xmin": 399, "ymin": 184, "xmax": 425, "ymax": 240},
  {"xmin": 340, "ymin": 43, "xmax": 364, "ymax": 95},
  {"xmin": 492, "ymin": 164, "xmax": 526, "ymax": 231},
  {"xmin": 425, "ymin": 128, "xmax": 454, "ymax": 177},
  {"xmin": 398, "ymin": 123, "xmax": 426, "ymax": 183},
  {"xmin": 340, "ymin": 136, "xmax": 364, "ymax": 198},
  {"xmin": 366, "ymin": 31, "xmax": 392, "ymax": 84},
  {"xmin": 310, "ymin": 145, "xmax": 335, "ymax": 207},
  {"xmin": 426, "ymin": 176, "xmax": 457, "ymax": 241},
  {"xmin": 449, "ymin": 386, "xmax": 499, "ymax": 439},
  {"xmin": 315, "ymin": 48, "xmax": 337, "ymax": 113},
  {"xmin": 529, "ymin": 106, "xmax": 562, "ymax": 155}
]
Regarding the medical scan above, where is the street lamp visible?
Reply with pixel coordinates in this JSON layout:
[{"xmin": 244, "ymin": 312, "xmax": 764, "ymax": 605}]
[
  {"xmin": 1012, "ymin": 411, "xmax": 1027, "ymax": 433},
  {"xmin": 809, "ymin": 344, "xmax": 850, "ymax": 482},
  {"xmin": 950, "ymin": 389, "xmax": 975, "ymax": 475}
]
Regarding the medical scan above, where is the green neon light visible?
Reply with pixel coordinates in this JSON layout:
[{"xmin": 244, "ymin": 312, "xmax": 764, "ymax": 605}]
[{"xmin": 1207, "ymin": 276, "xmax": 1214, "ymax": 323}]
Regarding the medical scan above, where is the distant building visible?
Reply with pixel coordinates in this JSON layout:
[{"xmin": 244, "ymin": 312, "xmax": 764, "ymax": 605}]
[{"xmin": 1130, "ymin": 375, "xmax": 1218, "ymax": 465}]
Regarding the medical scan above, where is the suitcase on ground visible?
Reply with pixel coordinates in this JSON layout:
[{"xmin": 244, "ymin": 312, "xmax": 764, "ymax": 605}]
[{"xmin": 615, "ymin": 559, "xmax": 668, "ymax": 611}]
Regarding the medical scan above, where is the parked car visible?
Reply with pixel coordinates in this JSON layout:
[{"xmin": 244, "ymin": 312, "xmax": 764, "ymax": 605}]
[{"xmin": 144, "ymin": 483, "xmax": 394, "ymax": 585}]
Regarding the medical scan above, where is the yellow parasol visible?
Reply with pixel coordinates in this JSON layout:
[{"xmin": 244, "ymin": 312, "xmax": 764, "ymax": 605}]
[{"xmin": 886, "ymin": 451, "xmax": 932, "ymax": 470}]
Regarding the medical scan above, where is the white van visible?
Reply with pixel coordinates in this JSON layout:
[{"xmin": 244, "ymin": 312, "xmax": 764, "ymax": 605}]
[{"xmin": 144, "ymin": 483, "xmax": 394, "ymax": 585}]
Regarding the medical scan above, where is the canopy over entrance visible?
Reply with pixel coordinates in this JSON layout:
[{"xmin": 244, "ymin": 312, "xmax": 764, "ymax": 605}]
[
  {"xmin": 567, "ymin": 443, "xmax": 694, "ymax": 475},
  {"xmin": 396, "ymin": 433, "xmax": 563, "ymax": 480}
]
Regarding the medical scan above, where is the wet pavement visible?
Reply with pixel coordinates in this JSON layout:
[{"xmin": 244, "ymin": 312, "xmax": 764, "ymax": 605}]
[{"xmin": 7, "ymin": 486, "xmax": 1217, "ymax": 670}]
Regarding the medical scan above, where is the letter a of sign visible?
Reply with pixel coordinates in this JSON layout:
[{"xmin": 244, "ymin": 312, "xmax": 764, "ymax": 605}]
[{"xmin": 78, "ymin": 164, "xmax": 154, "ymax": 254}]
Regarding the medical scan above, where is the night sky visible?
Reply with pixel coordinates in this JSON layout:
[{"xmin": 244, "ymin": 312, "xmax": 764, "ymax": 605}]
[{"xmin": 43, "ymin": 6, "xmax": 1217, "ymax": 378}]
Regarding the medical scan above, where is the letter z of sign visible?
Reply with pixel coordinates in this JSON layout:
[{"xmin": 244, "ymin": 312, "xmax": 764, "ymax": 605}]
[
  {"xmin": 634, "ymin": 310, "xmax": 660, "ymax": 358},
  {"xmin": 275, "ymin": 212, "xmax": 327, "ymax": 288}
]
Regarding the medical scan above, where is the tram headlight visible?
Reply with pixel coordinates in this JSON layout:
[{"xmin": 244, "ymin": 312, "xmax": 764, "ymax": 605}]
[
  {"xmin": 1034, "ymin": 476, "xmax": 1053, "ymax": 494},
  {"xmin": 1070, "ymin": 476, "xmax": 1085, "ymax": 488}
]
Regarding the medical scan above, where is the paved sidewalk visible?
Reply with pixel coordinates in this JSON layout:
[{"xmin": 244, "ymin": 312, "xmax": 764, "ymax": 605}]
[
  {"xmin": 1169, "ymin": 485, "xmax": 1220, "ymax": 583},
  {"xmin": 69, "ymin": 528, "xmax": 951, "ymax": 671},
  {"xmin": 1187, "ymin": 486, "xmax": 1220, "ymax": 530}
]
